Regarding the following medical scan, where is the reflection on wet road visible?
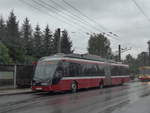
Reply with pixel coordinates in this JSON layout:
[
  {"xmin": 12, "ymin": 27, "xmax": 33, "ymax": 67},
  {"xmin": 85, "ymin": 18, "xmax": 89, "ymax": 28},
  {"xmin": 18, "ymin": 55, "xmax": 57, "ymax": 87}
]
[{"xmin": 0, "ymin": 82, "xmax": 150, "ymax": 113}]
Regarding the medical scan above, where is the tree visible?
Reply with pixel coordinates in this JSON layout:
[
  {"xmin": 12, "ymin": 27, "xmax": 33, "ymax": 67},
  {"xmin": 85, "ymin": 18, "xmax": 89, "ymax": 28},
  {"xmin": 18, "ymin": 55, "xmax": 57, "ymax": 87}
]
[
  {"xmin": 21, "ymin": 17, "xmax": 33, "ymax": 56},
  {"xmin": 43, "ymin": 25, "xmax": 53, "ymax": 56},
  {"xmin": 61, "ymin": 30, "xmax": 73, "ymax": 54},
  {"xmin": 33, "ymin": 24, "xmax": 43, "ymax": 58},
  {"xmin": 0, "ymin": 17, "xmax": 6, "ymax": 42},
  {"xmin": 137, "ymin": 52, "xmax": 149, "ymax": 66},
  {"xmin": 6, "ymin": 11, "xmax": 25, "ymax": 63},
  {"xmin": 0, "ymin": 42, "xmax": 12, "ymax": 64},
  {"xmin": 124, "ymin": 54, "xmax": 139, "ymax": 74},
  {"xmin": 88, "ymin": 33, "xmax": 111, "ymax": 58},
  {"xmin": 52, "ymin": 28, "xmax": 60, "ymax": 54},
  {"xmin": 125, "ymin": 54, "xmax": 134, "ymax": 64},
  {"xmin": 6, "ymin": 11, "xmax": 20, "ymax": 46}
]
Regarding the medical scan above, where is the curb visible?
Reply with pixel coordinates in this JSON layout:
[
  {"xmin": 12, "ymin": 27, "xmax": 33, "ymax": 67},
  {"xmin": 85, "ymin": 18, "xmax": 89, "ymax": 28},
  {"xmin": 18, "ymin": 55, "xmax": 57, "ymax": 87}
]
[{"xmin": 0, "ymin": 90, "xmax": 35, "ymax": 96}]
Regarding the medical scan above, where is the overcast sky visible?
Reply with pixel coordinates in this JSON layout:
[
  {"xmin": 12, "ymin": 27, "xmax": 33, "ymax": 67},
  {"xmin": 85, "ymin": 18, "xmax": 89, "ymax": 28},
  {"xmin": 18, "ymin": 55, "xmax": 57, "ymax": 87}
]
[{"xmin": 0, "ymin": 0, "xmax": 150, "ymax": 59}]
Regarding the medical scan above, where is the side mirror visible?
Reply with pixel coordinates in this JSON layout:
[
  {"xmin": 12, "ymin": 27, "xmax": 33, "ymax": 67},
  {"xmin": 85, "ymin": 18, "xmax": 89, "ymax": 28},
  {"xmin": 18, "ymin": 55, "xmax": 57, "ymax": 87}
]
[
  {"xmin": 55, "ymin": 70, "xmax": 63, "ymax": 78},
  {"xmin": 52, "ymin": 70, "xmax": 63, "ymax": 85}
]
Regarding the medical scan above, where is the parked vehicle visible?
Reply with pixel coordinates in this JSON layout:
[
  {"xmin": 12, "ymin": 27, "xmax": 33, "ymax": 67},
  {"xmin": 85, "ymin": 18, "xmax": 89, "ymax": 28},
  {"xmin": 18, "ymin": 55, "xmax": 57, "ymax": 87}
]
[{"xmin": 139, "ymin": 66, "xmax": 150, "ymax": 81}]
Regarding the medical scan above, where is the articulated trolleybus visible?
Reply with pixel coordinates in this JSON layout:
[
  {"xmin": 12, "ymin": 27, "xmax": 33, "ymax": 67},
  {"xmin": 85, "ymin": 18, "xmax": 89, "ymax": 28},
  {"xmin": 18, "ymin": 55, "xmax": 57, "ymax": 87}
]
[{"xmin": 32, "ymin": 53, "xmax": 130, "ymax": 92}]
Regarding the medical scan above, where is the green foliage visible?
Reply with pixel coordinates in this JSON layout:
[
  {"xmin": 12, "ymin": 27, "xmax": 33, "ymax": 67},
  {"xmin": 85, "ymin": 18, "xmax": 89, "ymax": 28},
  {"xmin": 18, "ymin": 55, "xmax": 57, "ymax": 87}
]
[
  {"xmin": 124, "ymin": 52, "xmax": 150, "ymax": 74},
  {"xmin": 0, "ymin": 17, "xmax": 6, "ymax": 42},
  {"xmin": 124, "ymin": 54, "xmax": 139, "ymax": 74},
  {"xmin": 52, "ymin": 28, "xmax": 60, "ymax": 54},
  {"xmin": 53, "ymin": 29, "xmax": 73, "ymax": 54},
  {"xmin": 0, "ymin": 11, "xmax": 74, "ymax": 64},
  {"xmin": 21, "ymin": 17, "xmax": 33, "ymax": 56},
  {"xmin": 33, "ymin": 24, "xmax": 43, "ymax": 58},
  {"xmin": 5, "ymin": 11, "xmax": 25, "ymax": 63},
  {"xmin": 137, "ymin": 52, "xmax": 149, "ymax": 66},
  {"xmin": 23, "ymin": 55, "xmax": 37, "ymax": 64},
  {"xmin": 0, "ymin": 42, "xmax": 12, "ymax": 64},
  {"xmin": 88, "ymin": 33, "xmax": 111, "ymax": 58},
  {"xmin": 6, "ymin": 11, "xmax": 20, "ymax": 45},
  {"xmin": 61, "ymin": 30, "xmax": 73, "ymax": 54},
  {"xmin": 43, "ymin": 25, "xmax": 53, "ymax": 56}
]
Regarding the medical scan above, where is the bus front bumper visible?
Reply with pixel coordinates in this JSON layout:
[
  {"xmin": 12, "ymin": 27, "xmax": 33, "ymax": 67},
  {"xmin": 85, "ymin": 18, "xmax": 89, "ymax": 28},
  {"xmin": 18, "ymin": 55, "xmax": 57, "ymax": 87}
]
[{"xmin": 32, "ymin": 86, "xmax": 53, "ymax": 92}]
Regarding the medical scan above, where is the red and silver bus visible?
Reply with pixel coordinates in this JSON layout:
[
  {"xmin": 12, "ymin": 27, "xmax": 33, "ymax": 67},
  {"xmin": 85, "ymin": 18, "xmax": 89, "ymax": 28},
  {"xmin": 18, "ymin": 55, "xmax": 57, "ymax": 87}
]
[{"xmin": 32, "ymin": 54, "xmax": 130, "ymax": 92}]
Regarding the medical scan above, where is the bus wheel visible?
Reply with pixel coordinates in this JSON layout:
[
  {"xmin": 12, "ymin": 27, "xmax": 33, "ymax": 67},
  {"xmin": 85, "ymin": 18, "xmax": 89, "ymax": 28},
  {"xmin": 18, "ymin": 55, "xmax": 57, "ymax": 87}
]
[
  {"xmin": 99, "ymin": 82, "xmax": 104, "ymax": 89},
  {"xmin": 71, "ymin": 81, "xmax": 77, "ymax": 93}
]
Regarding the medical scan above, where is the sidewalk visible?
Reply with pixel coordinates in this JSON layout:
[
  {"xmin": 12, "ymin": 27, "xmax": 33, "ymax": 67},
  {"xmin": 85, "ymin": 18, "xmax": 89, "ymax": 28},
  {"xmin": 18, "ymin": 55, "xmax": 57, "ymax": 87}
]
[{"xmin": 0, "ymin": 88, "xmax": 33, "ymax": 96}]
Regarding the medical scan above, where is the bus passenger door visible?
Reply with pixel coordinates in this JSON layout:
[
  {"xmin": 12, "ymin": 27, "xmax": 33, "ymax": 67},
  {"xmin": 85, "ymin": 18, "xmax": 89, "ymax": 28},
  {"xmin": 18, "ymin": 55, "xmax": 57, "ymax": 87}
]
[{"xmin": 104, "ymin": 63, "xmax": 112, "ymax": 86}]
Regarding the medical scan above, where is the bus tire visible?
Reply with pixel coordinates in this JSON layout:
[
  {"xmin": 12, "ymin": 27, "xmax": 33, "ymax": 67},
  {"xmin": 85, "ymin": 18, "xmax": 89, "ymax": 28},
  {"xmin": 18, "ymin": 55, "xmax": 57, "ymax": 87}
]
[{"xmin": 71, "ymin": 81, "xmax": 77, "ymax": 93}]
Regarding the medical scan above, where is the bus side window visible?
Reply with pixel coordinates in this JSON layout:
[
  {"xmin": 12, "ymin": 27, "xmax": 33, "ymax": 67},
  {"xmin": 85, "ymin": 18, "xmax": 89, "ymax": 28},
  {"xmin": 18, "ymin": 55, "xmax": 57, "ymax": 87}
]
[
  {"xmin": 110, "ymin": 66, "xmax": 114, "ymax": 76},
  {"xmin": 97, "ymin": 64, "xmax": 105, "ymax": 76},
  {"xmin": 85, "ymin": 63, "xmax": 90, "ymax": 76},
  {"xmin": 63, "ymin": 61, "xmax": 69, "ymax": 77},
  {"xmin": 80, "ymin": 63, "xmax": 89, "ymax": 76},
  {"xmin": 120, "ymin": 66, "xmax": 124, "ymax": 76},
  {"xmin": 68, "ymin": 62, "xmax": 80, "ymax": 77},
  {"xmin": 120, "ymin": 67, "xmax": 129, "ymax": 76},
  {"xmin": 91, "ymin": 64, "xmax": 97, "ymax": 76},
  {"xmin": 55, "ymin": 62, "xmax": 64, "ymax": 78},
  {"xmin": 119, "ymin": 66, "xmax": 126, "ymax": 76},
  {"xmin": 52, "ymin": 62, "xmax": 64, "ymax": 84},
  {"xmin": 111, "ymin": 66, "xmax": 118, "ymax": 76}
]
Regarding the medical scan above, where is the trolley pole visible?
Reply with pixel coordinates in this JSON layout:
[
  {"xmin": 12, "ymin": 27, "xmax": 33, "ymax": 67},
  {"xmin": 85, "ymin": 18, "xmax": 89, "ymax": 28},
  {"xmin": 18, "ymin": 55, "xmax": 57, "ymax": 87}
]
[
  {"xmin": 148, "ymin": 40, "xmax": 150, "ymax": 66},
  {"xmin": 57, "ymin": 28, "xmax": 61, "ymax": 53},
  {"xmin": 118, "ymin": 44, "xmax": 121, "ymax": 62}
]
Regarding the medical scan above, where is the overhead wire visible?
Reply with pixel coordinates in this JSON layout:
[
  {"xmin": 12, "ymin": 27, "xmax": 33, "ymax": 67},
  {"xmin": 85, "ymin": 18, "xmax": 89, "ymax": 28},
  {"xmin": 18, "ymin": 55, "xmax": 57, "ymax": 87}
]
[
  {"xmin": 62, "ymin": 0, "xmax": 109, "ymax": 32},
  {"xmin": 44, "ymin": 0, "xmax": 124, "ymax": 50},
  {"xmin": 129, "ymin": 0, "xmax": 150, "ymax": 54},
  {"xmin": 20, "ymin": 0, "xmax": 68, "ymax": 26},
  {"xmin": 20, "ymin": 0, "xmax": 94, "ymax": 53},
  {"xmin": 19, "ymin": 0, "xmax": 128, "ymax": 54},
  {"xmin": 48, "ymin": 0, "xmax": 123, "ymax": 42},
  {"xmin": 48, "ymin": 0, "xmax": 104, "ymax": 33},
  {"xmin": 32, "ymin": 0, "xmax": 96, "ymax": 34},
  {"xmin": 31, "ymin": 0, "xmax": 85, "ymax": 32},
  {"xmin": 19, "ymin": 0, "xmax": 87, "ymax": 36},
  {"xmin": 30, "ymin": 0, "xmax": 121, "ymax": 42},
  {"xmin": 61, "ymin": 0, "xmax": 121, "ymax": 40},
  {"xmin": 131, "ymin": 0, "xmax": 150, "ymax": 23},
  {"xmin": 19, "ymin": 0, "xmax": 121, "ymax": 41}
]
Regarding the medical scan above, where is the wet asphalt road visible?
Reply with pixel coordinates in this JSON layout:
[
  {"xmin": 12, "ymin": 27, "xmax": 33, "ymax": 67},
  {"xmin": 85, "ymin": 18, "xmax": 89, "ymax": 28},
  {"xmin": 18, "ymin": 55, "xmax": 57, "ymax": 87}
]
[{"xmin": 0, "ymin": 81, "xmax": 150, "ymax": 113}]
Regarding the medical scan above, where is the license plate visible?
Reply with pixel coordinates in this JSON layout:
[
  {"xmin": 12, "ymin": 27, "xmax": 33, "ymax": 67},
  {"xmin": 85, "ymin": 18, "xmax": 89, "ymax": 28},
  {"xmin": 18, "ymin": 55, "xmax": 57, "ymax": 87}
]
[{"xmin": 36, "ymin": 87, "xmax": 42, "ymax": 90}]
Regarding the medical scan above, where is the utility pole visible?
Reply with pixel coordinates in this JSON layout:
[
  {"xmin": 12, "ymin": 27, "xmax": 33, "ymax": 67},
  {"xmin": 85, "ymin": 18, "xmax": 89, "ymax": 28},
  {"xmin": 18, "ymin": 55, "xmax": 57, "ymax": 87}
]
[
  {"xmin": 148, "ymin": 40, "xmax": 150, "ymax": 66},
  {"xmin": 118, "ymin": 44, "xmax": 121, "ymax": 62},
  {"xmin": 57, "ymin": 28, "xmax": 61, "ymax": 53},
  {"xmin": 118, "ymin": 44, "xmax": 131, "ymax": 62}
]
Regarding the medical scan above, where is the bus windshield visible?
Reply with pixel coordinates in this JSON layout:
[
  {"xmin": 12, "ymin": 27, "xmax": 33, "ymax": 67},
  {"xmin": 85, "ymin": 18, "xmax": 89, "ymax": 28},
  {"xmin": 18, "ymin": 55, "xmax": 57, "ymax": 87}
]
[{"xmin": 34, "ymin": 60, "xmax": 58, "ymax": 80}]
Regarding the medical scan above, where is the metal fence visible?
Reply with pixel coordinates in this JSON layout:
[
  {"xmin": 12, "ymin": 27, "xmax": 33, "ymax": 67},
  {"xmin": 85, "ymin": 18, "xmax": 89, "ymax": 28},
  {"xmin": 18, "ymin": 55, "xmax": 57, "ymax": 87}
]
[{"xmin": 0, "ymin": 64, "xmax": 34, "ymax": 89}]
